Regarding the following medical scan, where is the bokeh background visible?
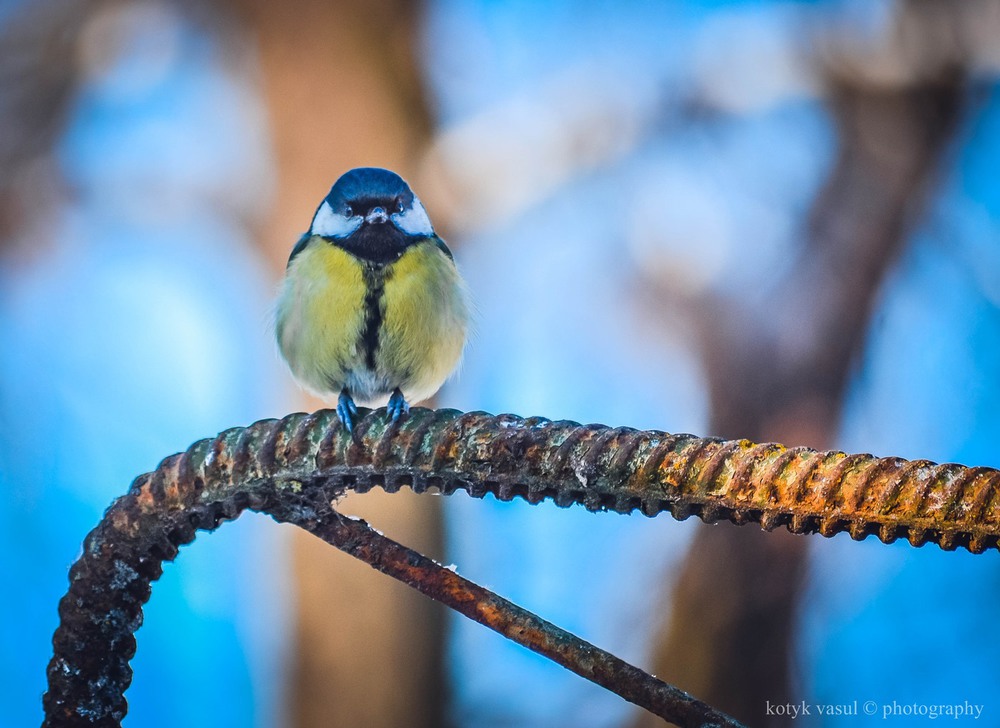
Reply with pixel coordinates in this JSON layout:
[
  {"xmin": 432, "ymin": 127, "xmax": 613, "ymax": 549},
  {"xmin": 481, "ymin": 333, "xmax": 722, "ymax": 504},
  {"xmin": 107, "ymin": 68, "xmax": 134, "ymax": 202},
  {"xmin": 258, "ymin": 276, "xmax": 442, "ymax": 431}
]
[{"xmin": 3, "ymin": 0, "xmax": 1000, "ymax": 726}]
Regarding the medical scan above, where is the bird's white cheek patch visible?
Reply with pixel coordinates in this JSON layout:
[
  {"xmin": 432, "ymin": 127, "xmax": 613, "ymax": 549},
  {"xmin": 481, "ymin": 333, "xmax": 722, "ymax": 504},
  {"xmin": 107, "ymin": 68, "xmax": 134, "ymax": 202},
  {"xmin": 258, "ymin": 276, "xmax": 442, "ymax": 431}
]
[
  {"xmin": 391, "ymin": 197, "xmax": 434, "ymax": 236},
  {"xmin": 311, "ymin": 201, "xmax": 362, "ymax": 238}
]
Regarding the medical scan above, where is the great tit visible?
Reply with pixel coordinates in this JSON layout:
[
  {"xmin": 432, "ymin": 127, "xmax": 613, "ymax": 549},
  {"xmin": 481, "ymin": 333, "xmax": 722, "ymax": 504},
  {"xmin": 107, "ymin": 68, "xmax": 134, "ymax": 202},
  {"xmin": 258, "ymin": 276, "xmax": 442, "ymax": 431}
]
[{"xmin": 275, "ymin": 167, "xmax": 469, "ymax": 431}]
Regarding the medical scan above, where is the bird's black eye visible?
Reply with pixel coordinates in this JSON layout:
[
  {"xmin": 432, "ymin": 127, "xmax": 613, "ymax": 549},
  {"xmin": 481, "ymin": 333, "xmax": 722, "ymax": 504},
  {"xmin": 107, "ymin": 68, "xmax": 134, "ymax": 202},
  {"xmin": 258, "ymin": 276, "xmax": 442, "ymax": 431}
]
[
  {"xmin": 344, "ymin": 205, "xmax": 353, "ymax": 217},
  {"xmin": 396, "ymin": 198, "xmax": 405, "ymax": 213}
]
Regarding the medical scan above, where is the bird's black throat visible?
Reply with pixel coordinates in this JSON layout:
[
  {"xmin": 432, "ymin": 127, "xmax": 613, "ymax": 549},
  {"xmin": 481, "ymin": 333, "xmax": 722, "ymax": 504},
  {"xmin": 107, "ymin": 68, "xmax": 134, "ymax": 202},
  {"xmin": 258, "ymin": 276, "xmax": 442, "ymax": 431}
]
[{"xmin": 333, "ymin": 222, "xmax": 417, "ymax": 265}]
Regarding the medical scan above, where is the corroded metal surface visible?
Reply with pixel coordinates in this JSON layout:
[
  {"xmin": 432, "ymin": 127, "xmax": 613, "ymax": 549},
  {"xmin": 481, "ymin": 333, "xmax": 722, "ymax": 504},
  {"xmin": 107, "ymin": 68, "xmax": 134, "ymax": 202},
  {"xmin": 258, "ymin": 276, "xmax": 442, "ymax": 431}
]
[
  {"xmin": 45, "ymin": 407, "xmax": 1000, "ymax": 726},
  {"xmin": 312, "ymin": 510, "xmax": 743, "ymax": 727}
]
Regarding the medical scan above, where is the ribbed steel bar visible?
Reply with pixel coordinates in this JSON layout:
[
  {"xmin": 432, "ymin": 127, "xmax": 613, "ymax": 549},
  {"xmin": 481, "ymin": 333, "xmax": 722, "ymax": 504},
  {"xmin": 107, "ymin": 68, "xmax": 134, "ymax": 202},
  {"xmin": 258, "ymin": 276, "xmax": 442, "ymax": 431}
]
[{"xmin": 45, "ymin": 407, "xmax": 1000, "ymax": 726}]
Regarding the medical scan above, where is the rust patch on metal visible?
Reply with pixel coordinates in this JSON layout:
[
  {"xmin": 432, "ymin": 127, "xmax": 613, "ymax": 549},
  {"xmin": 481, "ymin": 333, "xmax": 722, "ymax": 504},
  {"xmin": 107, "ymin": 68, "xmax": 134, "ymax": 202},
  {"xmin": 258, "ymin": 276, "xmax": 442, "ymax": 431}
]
[{"xmin": 310, "ymin": 511, "xmax": 744, "ymax": 727}]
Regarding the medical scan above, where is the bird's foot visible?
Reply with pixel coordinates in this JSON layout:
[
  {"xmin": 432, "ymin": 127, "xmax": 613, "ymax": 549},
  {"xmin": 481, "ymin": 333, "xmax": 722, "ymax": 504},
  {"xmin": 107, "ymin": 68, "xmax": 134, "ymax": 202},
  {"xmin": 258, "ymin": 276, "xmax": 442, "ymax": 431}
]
[
  {"xmin": 337, "ymin": 389, "xmax": 358, "ymax": 432},
  {"xmin": 386, "ymin": 388, "xmax": 410, "ymax": 423}
]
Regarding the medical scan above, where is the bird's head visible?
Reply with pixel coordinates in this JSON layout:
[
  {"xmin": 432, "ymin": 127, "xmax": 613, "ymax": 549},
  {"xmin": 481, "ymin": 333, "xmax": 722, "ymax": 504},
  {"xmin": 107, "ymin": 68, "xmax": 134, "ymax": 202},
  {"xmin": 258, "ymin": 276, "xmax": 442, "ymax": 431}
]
[{"xmin": 309, "ymin": 167, "xmax": 434, "ymax": 241}]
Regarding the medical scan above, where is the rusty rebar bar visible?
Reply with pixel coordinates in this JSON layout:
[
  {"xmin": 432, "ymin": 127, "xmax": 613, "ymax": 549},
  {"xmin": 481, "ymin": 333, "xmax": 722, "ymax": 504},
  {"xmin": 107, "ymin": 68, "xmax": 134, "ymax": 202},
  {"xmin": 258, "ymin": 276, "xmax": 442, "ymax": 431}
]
[
  {"xmin": 45, "ymin": 407, "xmax": 1000, "ymax": 726},
  {"xmin": 310, "ymin": 509, "xmax": 742, "ymax": 727}
]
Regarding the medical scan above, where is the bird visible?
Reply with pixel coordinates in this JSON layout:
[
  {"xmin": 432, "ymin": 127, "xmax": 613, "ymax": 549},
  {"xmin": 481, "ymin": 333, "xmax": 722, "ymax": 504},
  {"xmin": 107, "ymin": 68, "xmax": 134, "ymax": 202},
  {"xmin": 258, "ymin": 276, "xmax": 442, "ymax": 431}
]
[{"xmin": 275, "ymin": 167, "xmax": 469, "ymax": 432}]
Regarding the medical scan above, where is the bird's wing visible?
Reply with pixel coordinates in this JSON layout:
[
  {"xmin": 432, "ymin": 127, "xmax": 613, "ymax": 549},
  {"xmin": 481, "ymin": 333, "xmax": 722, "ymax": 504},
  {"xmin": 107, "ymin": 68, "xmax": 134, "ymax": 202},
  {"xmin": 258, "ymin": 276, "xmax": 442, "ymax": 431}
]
[{"xmin": 287, "ymin": 233, "xmax": 313, "ymax": 268}]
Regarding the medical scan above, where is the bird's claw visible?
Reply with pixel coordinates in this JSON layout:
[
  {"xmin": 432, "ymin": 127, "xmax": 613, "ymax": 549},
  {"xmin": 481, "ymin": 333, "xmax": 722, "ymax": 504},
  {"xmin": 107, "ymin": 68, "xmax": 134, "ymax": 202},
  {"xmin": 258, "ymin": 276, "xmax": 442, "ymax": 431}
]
[
  {"xmin": 387, "ymin": 388, "xmax": 410, "ymax": 423},
  {"xmin": 337, "ymin": 389, "xmax": 358, "ymax": 432}
]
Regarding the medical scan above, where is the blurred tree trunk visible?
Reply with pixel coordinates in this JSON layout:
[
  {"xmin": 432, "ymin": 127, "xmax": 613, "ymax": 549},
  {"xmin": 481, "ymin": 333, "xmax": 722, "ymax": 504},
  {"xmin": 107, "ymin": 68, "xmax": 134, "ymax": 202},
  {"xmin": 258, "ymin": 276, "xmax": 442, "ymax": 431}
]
[
  {"xmin": 635, "ymin": 3, "xmax": 973, "ymax": 726},
  {"xmin": 222, "ymin": 2, "xmax": 444, "ymax": 727},
  {"xmin": 3, "ymin": 0, "xmax": 444, "ymax": 724}
]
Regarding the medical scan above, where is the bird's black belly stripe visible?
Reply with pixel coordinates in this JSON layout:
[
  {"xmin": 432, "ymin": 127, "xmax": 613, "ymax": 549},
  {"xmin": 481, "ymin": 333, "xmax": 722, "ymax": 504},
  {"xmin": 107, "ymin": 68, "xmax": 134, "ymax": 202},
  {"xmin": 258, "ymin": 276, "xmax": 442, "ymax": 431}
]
[{"xmin": 360, "ymin": 263, "xmax": 390, "ymax": 370}]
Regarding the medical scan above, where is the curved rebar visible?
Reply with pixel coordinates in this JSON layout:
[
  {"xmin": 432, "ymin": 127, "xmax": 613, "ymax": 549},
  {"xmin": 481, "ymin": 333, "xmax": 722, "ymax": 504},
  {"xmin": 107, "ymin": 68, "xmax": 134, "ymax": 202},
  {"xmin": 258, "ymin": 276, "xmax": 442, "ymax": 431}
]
[{"xmin": 45, "ymin": 407, "xmax": 1000, "ymax": 726}]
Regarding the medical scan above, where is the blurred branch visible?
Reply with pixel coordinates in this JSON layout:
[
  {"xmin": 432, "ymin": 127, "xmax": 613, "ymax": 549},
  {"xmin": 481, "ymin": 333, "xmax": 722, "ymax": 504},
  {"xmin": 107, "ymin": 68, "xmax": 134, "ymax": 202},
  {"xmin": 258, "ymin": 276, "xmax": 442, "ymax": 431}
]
[
  {"xmin": 0, "ymin": 0, "xmax": 94, "ymax": 239},
  {"xmin": 0, "ymin": 1, "xmax": 90, "ymax": 167},
  {"xmin": 702, "ymin": 35, "xmax": 971, "ymax": 442},
  {"xmin": 646, "ymin": 2, "xmax": 979, "ymax": 723},
  {"xmin": 44, "ymin": 407, "xmax": 1000, "ymax": 726}
]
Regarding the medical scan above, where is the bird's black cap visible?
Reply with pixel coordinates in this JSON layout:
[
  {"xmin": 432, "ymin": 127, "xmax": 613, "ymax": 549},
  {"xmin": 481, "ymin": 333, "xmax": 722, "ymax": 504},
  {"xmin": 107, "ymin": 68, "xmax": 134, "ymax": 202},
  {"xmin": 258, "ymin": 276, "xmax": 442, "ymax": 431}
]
[{"xmin": 324, "ymin": 167, "xmax": 415, "ymax": 215}]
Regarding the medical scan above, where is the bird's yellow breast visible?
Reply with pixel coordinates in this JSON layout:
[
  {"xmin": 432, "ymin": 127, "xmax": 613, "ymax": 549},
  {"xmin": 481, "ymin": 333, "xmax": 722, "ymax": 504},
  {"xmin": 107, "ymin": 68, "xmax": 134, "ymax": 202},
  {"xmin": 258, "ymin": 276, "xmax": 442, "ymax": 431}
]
[
  {"xmin": 276, "ymin": 235, "xmax": 468, "ymax": 405},
  {"xmin": 378, "ymin": 241, "xmax": 468, "ymax": 402},
  {"xmin": 275, "ymin": 237, "xmax": 367, "ymax": 394}
]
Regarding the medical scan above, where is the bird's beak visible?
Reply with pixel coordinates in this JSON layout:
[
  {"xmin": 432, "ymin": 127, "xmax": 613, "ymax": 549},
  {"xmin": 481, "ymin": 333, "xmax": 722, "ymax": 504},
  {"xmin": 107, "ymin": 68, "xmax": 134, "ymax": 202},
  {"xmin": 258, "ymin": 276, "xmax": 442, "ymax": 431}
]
[{"xmin": 365, "ymin": 207, "xmax": 388, "ymax": 225}]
